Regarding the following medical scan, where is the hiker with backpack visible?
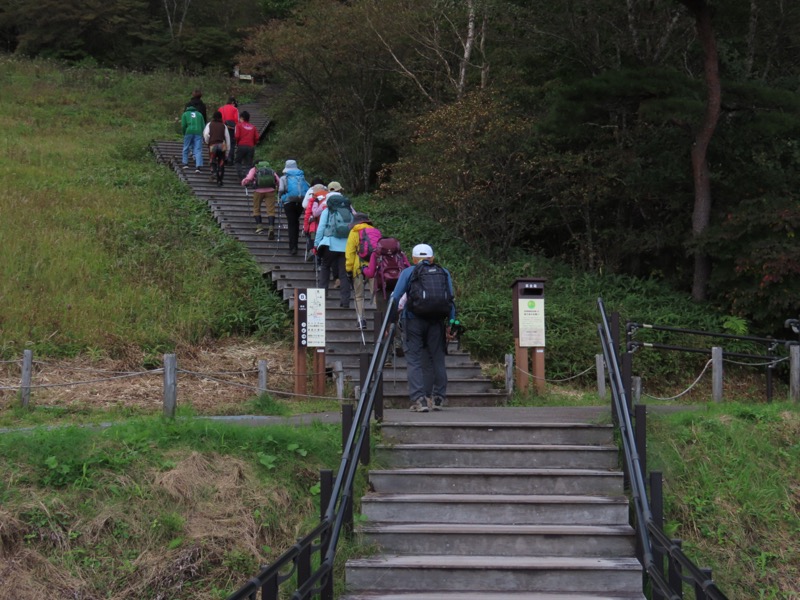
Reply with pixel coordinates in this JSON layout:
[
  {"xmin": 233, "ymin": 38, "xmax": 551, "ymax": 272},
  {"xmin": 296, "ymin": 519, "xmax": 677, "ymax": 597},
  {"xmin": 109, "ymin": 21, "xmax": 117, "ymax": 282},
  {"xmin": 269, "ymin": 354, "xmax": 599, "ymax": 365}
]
[
  {"xmin": 180, "ymin": 103, "xmax": 206, "ymax": 173},
  {"xmin": 278, "ymin": 160, "xmax": 310, "ymax": 255},
  {"xmin": 302, "ymin": 179, "xmax": 328, "ymax": 259},
  {"xmin": 362, "ymin": 236, "xmax": 411, "ymax": 319},
  {"xmin": 203, "ymin": 110, "xmax": 230, "ymax": 186},
  {"xmin": 345, "ymin": 213, "xmax": 382, "ymax": 330},
  {"xmin": 390, "ymin": 243, "xmax": 456, "ymax": 412},
  {"xmin": 241, "ymin": 161, "xmax": 279, "ymax": 238},
  {"xmin": 218, "ymin": 96, "xmax": 238, "ymax": 164},
  {"xmin": 314, "ymin": 181, "xmax": 355, "ymax": 308}
]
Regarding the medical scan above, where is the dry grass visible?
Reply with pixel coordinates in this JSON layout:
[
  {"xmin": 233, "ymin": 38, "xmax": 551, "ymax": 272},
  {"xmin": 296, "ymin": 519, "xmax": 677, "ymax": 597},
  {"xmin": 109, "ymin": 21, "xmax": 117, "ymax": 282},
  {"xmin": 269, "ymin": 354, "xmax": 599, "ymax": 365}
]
[
  {"xmin": 0, "ymin": 337, "xmax": 325, "ymax": 417},
  {"xmin": 0, "ymin": 449, "xmax": 320, "ymax": 600}
]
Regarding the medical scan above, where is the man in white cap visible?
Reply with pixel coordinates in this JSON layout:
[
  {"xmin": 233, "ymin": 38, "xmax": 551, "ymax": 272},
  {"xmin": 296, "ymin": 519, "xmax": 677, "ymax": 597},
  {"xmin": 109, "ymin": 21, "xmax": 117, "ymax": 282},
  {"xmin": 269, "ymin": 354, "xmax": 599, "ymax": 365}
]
[{"xmin": 390, "ymin": 243, "xmax": 456, "ymax": 412}]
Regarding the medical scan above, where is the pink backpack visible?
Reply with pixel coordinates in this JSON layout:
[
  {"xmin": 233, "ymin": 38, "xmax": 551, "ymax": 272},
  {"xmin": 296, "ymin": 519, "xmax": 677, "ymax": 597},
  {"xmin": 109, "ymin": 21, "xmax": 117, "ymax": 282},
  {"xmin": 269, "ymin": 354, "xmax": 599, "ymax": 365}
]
[{"xmin": 357, "ymin": 226, "xmax": 383, "ymax": 259}]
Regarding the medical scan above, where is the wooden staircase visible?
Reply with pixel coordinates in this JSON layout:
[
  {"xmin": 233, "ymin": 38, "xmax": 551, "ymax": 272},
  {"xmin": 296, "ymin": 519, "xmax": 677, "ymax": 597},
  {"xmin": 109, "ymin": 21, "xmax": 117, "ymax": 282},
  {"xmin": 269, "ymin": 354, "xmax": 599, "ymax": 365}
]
[
  {"xmin": 150, "ymin": 102, "xmax": 504, "ymax": 408},
  {"xmin": 343, "ymin": 409, "xmax": 645, "ymax": 599}
]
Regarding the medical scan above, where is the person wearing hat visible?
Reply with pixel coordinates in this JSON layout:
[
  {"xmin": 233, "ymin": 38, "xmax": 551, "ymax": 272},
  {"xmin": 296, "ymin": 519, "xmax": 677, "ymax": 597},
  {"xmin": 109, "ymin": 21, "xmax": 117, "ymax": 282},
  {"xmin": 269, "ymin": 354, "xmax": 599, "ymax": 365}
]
[
  {"xmin": 390, "ymin": 243, "xmax": 456, "ymax": 412},
  {"xmin": 345, "ymin": 212, "xmax": 381, "ymax": 330}
]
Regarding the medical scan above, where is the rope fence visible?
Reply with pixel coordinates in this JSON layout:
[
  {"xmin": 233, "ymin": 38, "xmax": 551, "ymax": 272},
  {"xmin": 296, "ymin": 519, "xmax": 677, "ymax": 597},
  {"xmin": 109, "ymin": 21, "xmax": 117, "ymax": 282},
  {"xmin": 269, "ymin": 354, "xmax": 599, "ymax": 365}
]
[{"xmin": 1, "ymin": 351, "xmax": 355, "ymax": 415}]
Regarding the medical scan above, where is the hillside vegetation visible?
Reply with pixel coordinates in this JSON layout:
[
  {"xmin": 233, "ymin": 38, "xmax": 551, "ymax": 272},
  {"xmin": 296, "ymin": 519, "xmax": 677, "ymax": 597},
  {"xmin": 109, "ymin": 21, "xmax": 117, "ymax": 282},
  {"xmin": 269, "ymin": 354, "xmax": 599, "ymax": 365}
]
[{"xmin": 0, "ymin": 57, "xmax": 798, "ymax": 600}]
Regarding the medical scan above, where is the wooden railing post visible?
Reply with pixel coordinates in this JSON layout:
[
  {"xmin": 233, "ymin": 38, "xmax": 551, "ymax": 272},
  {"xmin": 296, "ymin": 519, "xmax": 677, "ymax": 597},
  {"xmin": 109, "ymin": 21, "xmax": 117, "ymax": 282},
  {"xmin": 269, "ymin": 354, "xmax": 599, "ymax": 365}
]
[
  {"xmin": 20, "ymin": 349, "xmax": 33, "ymax": 408},
  {"xmin": 163, "ymin": 354, "xmax": 177, "ymax": 418}
]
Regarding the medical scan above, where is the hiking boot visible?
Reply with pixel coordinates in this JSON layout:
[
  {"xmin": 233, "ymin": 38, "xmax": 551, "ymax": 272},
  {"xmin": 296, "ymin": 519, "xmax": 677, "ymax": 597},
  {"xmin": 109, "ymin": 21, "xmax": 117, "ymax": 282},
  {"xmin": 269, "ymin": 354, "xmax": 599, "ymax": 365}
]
[
  {"xmin": 267, "ymin": 227, "xmax": 275, "ymax": 240},
  {"xmin": 409, "ymin": 399, "xmax": 429, "ymax": 413},
  {"xmin": 255, "ymin": 226, "xmax": 266, "ymax": 234},
  {"xmin": 333, "ymin": 279, "xmax": 341, "ymax": 289},
  {"xmin": 432, "ymin": 396, "xmax": 444, "ymax": 411},
  {"xmin": 181, "ymin": 164, "xmax": 189, "ymax": 170},
  {"xmin": 425, "ymin": 397, "xmax": 434, "ymax": 411},
  {"xmin": 195, "ymin": 168, "xmax": 202, "ymax": 173}
]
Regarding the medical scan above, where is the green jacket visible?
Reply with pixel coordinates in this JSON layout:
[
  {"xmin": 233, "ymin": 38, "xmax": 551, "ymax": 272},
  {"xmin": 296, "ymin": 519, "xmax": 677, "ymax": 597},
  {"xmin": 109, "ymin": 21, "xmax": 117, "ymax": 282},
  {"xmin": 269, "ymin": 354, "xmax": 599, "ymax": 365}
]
[{"xmin": 181, "ymin": 106, "xmax": 205, "ymax": 135}]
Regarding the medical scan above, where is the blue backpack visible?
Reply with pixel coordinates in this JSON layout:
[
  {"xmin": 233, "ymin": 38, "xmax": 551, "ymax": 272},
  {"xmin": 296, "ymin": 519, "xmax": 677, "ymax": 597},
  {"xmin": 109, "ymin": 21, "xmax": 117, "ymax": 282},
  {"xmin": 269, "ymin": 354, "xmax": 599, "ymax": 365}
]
[{"xmin": 285, "ymin": 171, "xmax": 309, "ymax": 200}]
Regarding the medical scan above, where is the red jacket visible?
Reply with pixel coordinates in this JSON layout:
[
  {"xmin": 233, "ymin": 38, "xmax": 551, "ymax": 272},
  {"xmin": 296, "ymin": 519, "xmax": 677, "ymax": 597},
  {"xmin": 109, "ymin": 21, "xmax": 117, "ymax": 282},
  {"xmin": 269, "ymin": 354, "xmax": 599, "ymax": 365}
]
[
  {"xmin": 235, "ymin": 121, "xmax": 259, "ymax": 147},
  {"xmin": 219, "ymin": 104, "xmax": 239, "ymax": 125}
]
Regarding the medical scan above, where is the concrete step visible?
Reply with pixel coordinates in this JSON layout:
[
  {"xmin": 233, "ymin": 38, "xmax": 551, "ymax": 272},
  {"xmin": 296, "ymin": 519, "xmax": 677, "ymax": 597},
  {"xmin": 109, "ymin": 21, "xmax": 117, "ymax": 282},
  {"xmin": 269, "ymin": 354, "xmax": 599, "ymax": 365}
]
[
  {"xmin": 345, "ymin": 555, "xmax": 643, "ymax": 595},
  {"xmin": 375, "ymin": 443, "xmax": 618, "ymax": 470},
  {"xmin": 368, "ymin": 468, "xmax": 624, "ymax": 496},
  {"xmin": 376, "ymin": 392, "xmax": 508, "ymax": 409},
  {"xmin": 358, "ymin": 523, "xmax": 636, "ymax": 557},
  {"xmin": 360, "ymin": 493, "xmax": 629, "ymax": 526},
  {"xmin": 379, "ymin": 422, "xmax": 614, "ymax": 446}
]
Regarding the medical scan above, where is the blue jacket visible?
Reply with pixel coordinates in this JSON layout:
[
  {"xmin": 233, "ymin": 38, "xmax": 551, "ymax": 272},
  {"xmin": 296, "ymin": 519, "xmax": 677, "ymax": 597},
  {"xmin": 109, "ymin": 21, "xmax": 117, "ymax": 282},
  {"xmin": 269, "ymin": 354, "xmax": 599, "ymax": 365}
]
[
  {"xmin": 314, "ymin": 201, "xmax": 349, "ymax": 252},
  {"xmin": 391, "ymin": 260, "xmax": 456, "ymax": 321}
]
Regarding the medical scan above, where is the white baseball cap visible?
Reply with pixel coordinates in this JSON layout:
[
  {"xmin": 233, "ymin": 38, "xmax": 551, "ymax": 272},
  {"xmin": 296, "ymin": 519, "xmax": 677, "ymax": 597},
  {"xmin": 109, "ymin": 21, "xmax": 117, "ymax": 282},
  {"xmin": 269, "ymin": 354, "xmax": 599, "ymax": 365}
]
[{"xmin": 412, "ymin": 243, "xmax": 434, "ymax": 259}]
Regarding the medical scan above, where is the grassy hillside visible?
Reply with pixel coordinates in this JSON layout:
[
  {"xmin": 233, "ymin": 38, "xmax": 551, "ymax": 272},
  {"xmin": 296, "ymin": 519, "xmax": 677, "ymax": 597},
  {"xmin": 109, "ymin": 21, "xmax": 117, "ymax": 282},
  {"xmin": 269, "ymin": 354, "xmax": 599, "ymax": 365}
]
[{"xmin": 0, "ymin": 56, "xmax": 289, "ymax": 361}]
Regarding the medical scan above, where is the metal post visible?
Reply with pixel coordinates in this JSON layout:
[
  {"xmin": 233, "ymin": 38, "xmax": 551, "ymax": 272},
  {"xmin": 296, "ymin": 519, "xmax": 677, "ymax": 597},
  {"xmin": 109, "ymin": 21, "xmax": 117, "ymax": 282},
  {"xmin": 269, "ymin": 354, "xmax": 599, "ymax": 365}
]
[
  {"xmin": 342, "ymin": 403, "xmax": 353, "ymax": 452},
  {"xmin": 622, "ymin": 352, "xmax": 633, "ymax": 414},
  {"xmin": 635, "ymin": 404, "xmax": 647, "ymax": 482},
  {"xmin": 320, "ymin": 469, "xmax": 333, "ymax": 521},
  {"xmin": 790, "ymin": 345, "xmax": 800, "ymax": 402},
  {"xmin": 258, "ymin": 359, "xmax": 268, "ymax": 394},
  {"xmin": 712, "ymin": 346, "xmax": 723, "ymax": 402},
  {"xmin": 20, "ymin": 349, "xmax": 33, "ymax": 408},
  {"xmin": 669, "ymin": 539, "xmax": 684, "ymax": 598},
  {"xmin": 596, "ymin": 354, "xmax": 606, "ymax": 400},
  {"xmin": 163, "ymin": 354, "xmax": 177, "ymax": 418},
  {"xmin": 297, "ymin": 538, "xmax": 311, "ymax": 590},
  {"xmin": 695, "ymin": 568, "xmax": 713, "ymax": 600},
  {"xmin": 651, "ymin": 472, "xmax": 665, "ymax": 600}
]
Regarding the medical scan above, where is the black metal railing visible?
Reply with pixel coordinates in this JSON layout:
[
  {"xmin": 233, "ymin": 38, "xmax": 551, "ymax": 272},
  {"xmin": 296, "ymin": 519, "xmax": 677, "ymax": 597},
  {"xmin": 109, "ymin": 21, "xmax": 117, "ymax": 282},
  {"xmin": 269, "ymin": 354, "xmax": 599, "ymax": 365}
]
[
  {"xmin": 226, "ymin": 298, "xmax": 399, "ymax": 600},
  {"xmin": 598, "ymin": 298, "xmax": 729, "ymax": 600}
]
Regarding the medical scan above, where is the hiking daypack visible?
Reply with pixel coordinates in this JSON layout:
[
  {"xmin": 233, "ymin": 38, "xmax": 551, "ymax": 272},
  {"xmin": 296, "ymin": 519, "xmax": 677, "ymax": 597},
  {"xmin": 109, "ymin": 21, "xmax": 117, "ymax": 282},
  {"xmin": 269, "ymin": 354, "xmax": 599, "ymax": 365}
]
[
  {"xmin": 374, "ymin": 237, "xmax": 410, "ymax": 299},
  {"xmin": 285, "ymin": 171, "xmax": 310, "ymax": 199},
  {"xmin": 357, "ymin": 226, "xmax": 383, "ymax": 260},
  {"xmin": 406, "ymin": 262, "xmax": 454, "ymax": 319},
  {"xmin": 324, "ymin": 195, "xmax": 354, "ymax": 238},
  {"xmin": 256, "ymin": 163, "xmax": 276, "ymax": 187}
]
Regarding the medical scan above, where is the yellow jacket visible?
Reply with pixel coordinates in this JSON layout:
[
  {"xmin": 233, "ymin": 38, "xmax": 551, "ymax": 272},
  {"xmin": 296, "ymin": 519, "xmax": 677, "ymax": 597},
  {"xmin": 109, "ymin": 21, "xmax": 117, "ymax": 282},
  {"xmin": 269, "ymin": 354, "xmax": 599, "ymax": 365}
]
[{"xmin": 345, "ymin": 222, "xmax": 374, "ymax": 276}]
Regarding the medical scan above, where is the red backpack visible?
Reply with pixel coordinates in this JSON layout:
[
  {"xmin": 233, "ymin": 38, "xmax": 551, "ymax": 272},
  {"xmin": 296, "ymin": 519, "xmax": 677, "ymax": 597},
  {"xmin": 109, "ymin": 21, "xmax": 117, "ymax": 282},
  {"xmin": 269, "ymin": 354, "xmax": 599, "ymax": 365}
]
[{"xmin": 374, "ymin": 237, "xmax": 410, "ymax": 299}]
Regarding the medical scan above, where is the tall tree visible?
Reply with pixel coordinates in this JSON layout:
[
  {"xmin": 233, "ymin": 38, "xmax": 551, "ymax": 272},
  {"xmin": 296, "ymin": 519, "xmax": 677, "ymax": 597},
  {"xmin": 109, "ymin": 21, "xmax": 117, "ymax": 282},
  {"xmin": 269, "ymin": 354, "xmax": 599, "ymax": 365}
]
[{"xmin": 677, "ymin": 0, "xmax": 721, "ymax": 301}]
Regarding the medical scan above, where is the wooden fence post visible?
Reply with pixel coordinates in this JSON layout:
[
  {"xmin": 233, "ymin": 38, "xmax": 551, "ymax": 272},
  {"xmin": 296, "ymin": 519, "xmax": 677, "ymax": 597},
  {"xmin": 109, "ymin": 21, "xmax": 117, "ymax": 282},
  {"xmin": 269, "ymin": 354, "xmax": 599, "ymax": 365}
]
[
  {"xmin": 334, "ymin": 361, "xmax": 344, "ymax": 400},
  {"xmin": 163, "ymin": 354, "xmax": 177, "ymax": 418},
  {"xmin": 20, "ymin": 349, "xmax": 33, "ymax": 408},
  {"xmin": 596, "ymin": 354, "xmax": 606, "ymax": 400},
  {"xmin": 505, "ymin": 353, "xmax": 514, "ymax": 397},
  {"xmin": 712, "ymin": 346, "xmax": 723, "ymax": 402},
  {"xmin": 258, "ymin": 359, "xmax": 268, "ymax": 394}
]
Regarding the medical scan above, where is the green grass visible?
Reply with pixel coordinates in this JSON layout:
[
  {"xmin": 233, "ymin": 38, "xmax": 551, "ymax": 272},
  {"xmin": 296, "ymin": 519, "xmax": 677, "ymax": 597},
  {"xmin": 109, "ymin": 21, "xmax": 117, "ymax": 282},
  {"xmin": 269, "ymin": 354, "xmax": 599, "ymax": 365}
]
[
  {"xmin": 0, "ymin": 56, "xmax": 288, "ymax": 360},
  {"xmin": 649, "ymin": 402, "xmax": 800, "ymax": 599},
  {"xmin": 0, "ymin": 416, "xmax": 343, "ymax": 599}
]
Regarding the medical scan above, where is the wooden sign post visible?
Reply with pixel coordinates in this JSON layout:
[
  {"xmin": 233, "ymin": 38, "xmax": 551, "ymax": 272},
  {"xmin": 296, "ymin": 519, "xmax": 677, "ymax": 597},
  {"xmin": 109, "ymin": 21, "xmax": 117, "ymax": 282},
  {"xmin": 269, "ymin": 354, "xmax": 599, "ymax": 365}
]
[
  {"xmin": 294, "ymin": 288, "xmax": 327, "ymax": 397},
  {"xmin": 511, "ymin": 278, "xmax": 547, "ymax": 395}
]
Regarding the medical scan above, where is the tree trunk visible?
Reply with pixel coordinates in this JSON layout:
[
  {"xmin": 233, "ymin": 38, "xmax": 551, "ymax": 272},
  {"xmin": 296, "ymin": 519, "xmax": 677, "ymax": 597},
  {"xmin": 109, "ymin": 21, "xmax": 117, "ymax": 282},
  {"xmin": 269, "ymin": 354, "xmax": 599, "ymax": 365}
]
[{"xmin": 679, "ymin": 0, "xmax": 721, "ymax": 301}]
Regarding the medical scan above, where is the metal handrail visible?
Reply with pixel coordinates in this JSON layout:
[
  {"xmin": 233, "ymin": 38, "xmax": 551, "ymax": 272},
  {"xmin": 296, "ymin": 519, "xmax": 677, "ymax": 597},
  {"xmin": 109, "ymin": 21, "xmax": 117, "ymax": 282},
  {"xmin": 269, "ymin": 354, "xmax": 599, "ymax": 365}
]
[
  {"xmin": 226, "ymin": 297, "xmax": 398, "ymax": 600},
  {"xmin": 598, "ymin": 298, "xmax": 729, "ymax": 600}
]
